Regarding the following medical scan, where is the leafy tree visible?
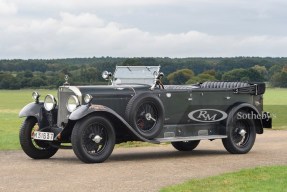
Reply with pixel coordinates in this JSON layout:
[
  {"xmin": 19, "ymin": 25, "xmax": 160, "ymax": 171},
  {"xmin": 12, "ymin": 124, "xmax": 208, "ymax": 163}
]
[
  {"xmin": 167, "ymin": 69, "xmax": 194, "ymax": 84},
  {"xmin": 0, "ymin": 73, "xmax": 20, "ymax": 89},
  {"xmin": 23, "ymin": 71, "xmax": 33, "ymax": 78},
  {"xmin": 1, "ymin": 57, "xmax": 287, "ymax": 89},
  {"xmin": 122, "ymin": 58, "xmax": 157, "ymax": 66},
  {"xmin": 282, "ymin": 65, "xmax": 287, "ymax": 72},
  {"xmin": 222, "ymin": 68, "xmax": 264, "ymax": 82},
  {"xmin": 251, "ymin": 65, "xmax": 268, "ymax": 80},
  {"xmin": 268, "ymin": 64, "xmax": 282, "ymax": 78},
  {"xmin": 186, "ymin": 73, "xmax": 217, "ymax": 84},
  {"xmin": 202, "ymin": 70, "xmax": 216, "ymax": 76},
  {"xmin": 83, "ymin": 67, "xmax": 101, "ymax": 84},
  {"xmin": 222, "ymin": 68, "xmax": 247, "ymax": 81},
  {"xmin": 270, "ymin": 71, "xmax": 287, "ymax": 87},
  {"xmin": 30, "ymin": 77, "xmax": 47, "ymax": 87},
  {"xmin": 9, "ymin": 78, "xmax": 21, "ymax": 89},
  {"xmin": 122, "ymin": 58, "xmax": 142, "ymax": 66},
  {"xmin": 186, "ymin": 70, "xmax": 217, "ymax": 84},
  {"xmin": 60, "ymin": 68, "xmax": 72, "ymax": 77}
]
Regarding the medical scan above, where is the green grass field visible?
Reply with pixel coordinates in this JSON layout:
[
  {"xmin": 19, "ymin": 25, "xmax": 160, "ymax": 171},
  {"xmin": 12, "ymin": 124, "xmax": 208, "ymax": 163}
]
[
  {"xmin": 0, "ymin": 89, "xmax": 57, "ymax": 150},
  {"xmin": 160, "ymin": 165, "xmax": 287, "ymax": 192},
  {"xmin": 0, "ymin": 88, "xmax": 286, "ymax": 150},
  {"xmin": 263, "ymin": 88, "xmax": 287, "ymax": 129}
]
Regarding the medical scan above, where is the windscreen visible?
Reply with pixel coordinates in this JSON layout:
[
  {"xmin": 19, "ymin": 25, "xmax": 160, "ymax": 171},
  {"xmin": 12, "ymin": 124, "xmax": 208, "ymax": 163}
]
[{"xmin": 113, "ymin": 66, "xmax": 160, "ymax": 85}]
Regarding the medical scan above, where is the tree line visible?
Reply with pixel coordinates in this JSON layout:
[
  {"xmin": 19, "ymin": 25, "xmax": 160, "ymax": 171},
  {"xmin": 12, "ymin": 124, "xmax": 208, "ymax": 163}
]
[{"xmin": 0, "ymin": 57, "xmax": 286, "ymax": 89}]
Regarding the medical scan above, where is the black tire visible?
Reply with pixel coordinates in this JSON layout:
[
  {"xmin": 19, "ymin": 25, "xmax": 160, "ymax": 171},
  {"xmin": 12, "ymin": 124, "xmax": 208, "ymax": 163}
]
[
  {"xmin": 19, "ymin": 117, "xmax": 58, "ymax": 159},
  {"xmin": 222, "ymin": 111, "xmax": 256, "ymax": 154},
  {"xmin": 125, "ymin": 93, "xmax": 164, "ymax": 139},
  {"xmin": 71, "ymin": 116, "xmax": 116, "ymax": 163},
  {"xmin": 171, "ymin": 140, "xmax": 200, "ymax": 151}
]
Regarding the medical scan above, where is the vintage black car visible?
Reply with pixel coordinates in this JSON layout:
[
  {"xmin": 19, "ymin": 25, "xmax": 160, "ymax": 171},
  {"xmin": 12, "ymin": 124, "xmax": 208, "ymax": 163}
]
[{"xmin": 19, "ymin": 66, "xmax": 272, "ymax": 163}]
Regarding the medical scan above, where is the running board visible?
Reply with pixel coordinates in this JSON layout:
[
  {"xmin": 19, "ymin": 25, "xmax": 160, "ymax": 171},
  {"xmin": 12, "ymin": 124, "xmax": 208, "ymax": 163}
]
[{"xmin": 153, "ymin": 135, "xmax": 227, "ymax": 143}]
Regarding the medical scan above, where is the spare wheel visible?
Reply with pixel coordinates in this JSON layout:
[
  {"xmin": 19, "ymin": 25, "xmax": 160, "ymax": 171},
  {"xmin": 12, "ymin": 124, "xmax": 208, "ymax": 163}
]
[{"xmin": 125, "ymin": 93, "xmax": 164, "ymax": 139}]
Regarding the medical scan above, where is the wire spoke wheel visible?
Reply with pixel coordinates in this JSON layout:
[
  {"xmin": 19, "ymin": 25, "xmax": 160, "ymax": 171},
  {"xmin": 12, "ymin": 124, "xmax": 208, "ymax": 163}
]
[
  {"xmin": 125, "ymin": 93, "xmax": 164, "ymax": 139},
  {"xmin": 72, "ymin": 116, "xmax": 115, "ymax": 163},
  {"xmin": 19, "ymin": 117, "xmax": 59, "ymax": 159},
  {"xmin": 135, "ymin": 102, "xmax": 158, "ymax": 132},
  {"xmin": 222, "ymin": 110, "xmax": 256, "ymax": 154},
  {"xmin": 82, "ymin": 123, "xmax": 108, "ymax": 156}
]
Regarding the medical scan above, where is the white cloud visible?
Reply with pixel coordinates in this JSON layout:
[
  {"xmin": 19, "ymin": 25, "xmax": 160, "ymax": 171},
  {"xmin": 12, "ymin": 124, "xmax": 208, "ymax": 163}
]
[
  {"xmin": 60, "ymin": 12, "xmax": 105, "ymax": 28},
  {"xmin": 0, "ymin": 0, "xmax": 17, "ymax": 15},
  {"xmin": 1, "ymin": 0, "xmax": 287, "ymax": 58}
]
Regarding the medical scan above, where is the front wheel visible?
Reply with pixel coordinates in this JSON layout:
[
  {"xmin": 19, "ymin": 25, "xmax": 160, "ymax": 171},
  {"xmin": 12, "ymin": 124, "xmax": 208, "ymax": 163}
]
[
  {"xmin": 71, "ymin": 116, "xmax": 116, "ymax": 163},
  {"xmin": 19, "ymin": 117, "xmax": 59, "ymax": 159},
  {"xmin": 222, "ymin": 111, "xmax": 256, "ymax": 154},
  {"xmin": 171, "ymin": 140, "xmax": 200, "ymax": 151}
]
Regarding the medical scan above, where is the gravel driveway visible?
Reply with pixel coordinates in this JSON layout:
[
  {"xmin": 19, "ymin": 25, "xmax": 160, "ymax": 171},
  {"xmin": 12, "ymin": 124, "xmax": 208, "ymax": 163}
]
[{"xmin": 1, "ymin": 130, "xmax": 286, "ymax": 192}]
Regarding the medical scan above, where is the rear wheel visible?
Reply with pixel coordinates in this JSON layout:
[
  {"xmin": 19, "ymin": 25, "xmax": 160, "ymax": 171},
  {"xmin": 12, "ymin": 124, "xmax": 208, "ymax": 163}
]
[
  {"xmin": 71, "ymin": 116, "xmax": 116, "ymax": 163},
  {"xmin": 222, "ymin": 111, "xmax": 256, "ymax": 154},
  {"xmin": 171, "ymin": 140, "xmax": 200, "ymax": 151},
  {"xmin": 19, "ymin": 117, "xmax": 58, "ymax": 159}
]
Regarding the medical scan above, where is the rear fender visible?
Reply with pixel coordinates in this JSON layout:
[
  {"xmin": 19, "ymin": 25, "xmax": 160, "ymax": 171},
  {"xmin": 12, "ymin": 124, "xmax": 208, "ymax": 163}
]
[
  {"xmin": 226, "ymin": 103, "xmax": 264, "ymax": 134},
  {"xmin": 69, "ymin": 105, "xmax": 159, "ymax": 144}
]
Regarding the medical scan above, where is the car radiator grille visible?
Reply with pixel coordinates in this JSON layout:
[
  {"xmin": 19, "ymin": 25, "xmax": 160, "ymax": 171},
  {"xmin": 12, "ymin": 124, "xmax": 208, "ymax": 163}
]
[{"xmin": 57, "ymin": 88, "xmax": 74, "ymax": 127}]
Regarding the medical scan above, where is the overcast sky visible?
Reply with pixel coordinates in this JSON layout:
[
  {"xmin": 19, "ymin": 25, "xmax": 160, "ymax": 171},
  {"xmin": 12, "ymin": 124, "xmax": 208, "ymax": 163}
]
[{"xmin": 1, "ymin": 0, "xmax": 287, "ymax": 59}]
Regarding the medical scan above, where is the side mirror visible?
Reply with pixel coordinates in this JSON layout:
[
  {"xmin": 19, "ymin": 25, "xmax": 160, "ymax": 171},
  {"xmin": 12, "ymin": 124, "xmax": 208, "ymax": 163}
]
[{"xmin": 102, "ymin": 71, "xmax": 112, "ymax": 80}]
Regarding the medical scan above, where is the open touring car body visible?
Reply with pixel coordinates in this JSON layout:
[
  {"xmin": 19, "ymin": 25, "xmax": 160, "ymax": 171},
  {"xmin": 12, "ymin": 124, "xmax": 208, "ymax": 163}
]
[{"xmin": 19, "ymin": 66, "xmax": 272, "ymax": 163}]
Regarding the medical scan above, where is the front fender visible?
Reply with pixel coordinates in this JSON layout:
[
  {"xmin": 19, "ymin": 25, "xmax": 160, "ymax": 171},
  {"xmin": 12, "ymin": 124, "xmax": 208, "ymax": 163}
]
[
  {"xmin": 19, "ymin": 102, "xmax": 43, "ymax": 121},
  {"xmin": 69, "ymin": 105, "xmax": 107, "ymax": 120},
  {"xmin": 69, "ymin": 104, "xmax": 159, "ymax": 144}
]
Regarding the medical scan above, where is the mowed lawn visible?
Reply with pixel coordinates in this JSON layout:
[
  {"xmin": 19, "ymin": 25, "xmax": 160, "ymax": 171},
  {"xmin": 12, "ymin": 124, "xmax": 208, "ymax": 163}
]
[
  {"xmin": 0, "ymin": 89, "xmax": 57, "ymax": 150},
  {"xmin": 0, "ymin": 88, "xmax": 286, "ymax": 150},
  {"xmin": 160, "ymin": 166, "xmax": 287, "ymax": 192},
  {"xmin": 263, "ymin": 88, "xmax": 287, "ymax": 129}
]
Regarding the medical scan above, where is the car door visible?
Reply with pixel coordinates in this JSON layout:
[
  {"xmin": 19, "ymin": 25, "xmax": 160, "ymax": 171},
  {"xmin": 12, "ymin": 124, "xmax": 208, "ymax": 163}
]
[{"xmin": 159, "ymin": 89, "xmax": 192, "ymax": 125}]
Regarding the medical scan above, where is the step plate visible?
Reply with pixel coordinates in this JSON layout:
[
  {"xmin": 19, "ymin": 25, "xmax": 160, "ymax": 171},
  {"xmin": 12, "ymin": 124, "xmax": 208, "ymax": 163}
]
[{"xmin": 153, "ymin": 135, "xmax": 227, "ymax": 143}]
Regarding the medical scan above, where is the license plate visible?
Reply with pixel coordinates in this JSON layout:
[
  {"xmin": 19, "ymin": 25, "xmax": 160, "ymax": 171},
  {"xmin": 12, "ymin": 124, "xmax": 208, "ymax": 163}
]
[{"xmin": 33, "ymin": 131, "xmax": 54, "ymax": 141}]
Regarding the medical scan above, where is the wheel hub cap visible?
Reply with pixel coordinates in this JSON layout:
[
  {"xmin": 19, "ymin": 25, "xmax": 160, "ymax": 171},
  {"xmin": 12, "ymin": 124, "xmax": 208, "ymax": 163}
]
[
  {"xmin": 237, "ymin": 129, "xmax": 247, "ymax": 146},
  {"xmin": 92, "ymin": 135, "xmax": 102, "ymax": 144},
  {"xmin": 239, "ymin": 129, "xmax": 247, "ymax": 137},
  {"xmin": 145, "ymin": 113, "xmax": 156, "ymax": 122}
]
